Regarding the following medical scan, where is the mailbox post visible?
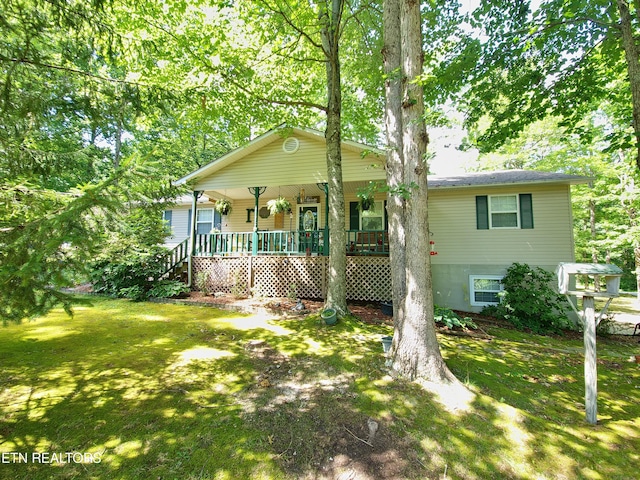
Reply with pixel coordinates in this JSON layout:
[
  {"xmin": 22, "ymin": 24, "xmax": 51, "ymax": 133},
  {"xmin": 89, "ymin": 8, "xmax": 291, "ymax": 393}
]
[{"xmin": 556, "ymin": 263, "xmax": 623, "ymax": 424}]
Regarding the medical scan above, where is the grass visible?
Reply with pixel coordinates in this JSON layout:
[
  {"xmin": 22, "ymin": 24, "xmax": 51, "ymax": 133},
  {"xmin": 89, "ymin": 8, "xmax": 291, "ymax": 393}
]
[{"xmin": 0, "ymin": 296, "xmax": 638, "ymax": 479}]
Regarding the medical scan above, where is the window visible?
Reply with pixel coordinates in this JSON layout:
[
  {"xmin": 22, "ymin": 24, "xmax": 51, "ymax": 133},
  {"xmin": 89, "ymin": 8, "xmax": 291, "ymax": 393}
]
[
  {"xmin": 163, "ymin": 210, "xmax": 173, "ymax": 236},
  {"xmin": 163, "ymin": 210, "xmax": 173, "ymax": 227},
  {"xmin": 469, "ymin": 275, "xmax": 503, "ymax": 306},
  {"xmin": 196, "ymin": 209, "xmax": 214, "ymax": 234},
  {"xmin": 360, "ymin": 201, "xmax": 384, "ymax": 230},
  {"xmin": 489, "ymin": 195, "xmax": 519, "ymax": 228},
  {"xmin": 476, "ymin": 194, "xmax": 533, "ymax": 230}
]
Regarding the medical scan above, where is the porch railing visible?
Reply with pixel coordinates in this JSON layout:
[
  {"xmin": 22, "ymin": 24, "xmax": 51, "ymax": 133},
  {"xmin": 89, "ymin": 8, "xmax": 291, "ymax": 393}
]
[
  {"xmin": 194, "ymin": 229, "xmax": 389, "ymax": 256},
  {"xmin": 195, "ymin": 230, "xmax": 325, "ymax": 256},
  {"xmin": 160, "ymin": 237, "xmax": 190, "ymax": 278}
]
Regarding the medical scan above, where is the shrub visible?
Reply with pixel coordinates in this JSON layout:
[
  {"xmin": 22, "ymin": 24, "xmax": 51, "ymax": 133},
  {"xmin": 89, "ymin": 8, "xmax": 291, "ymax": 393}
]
[
  {"xmin": 195, "ymin": 271, "xmax": 211, "ymax": 296},
  {"xmin": 89, "ymin": 247, "xmax": 172, "ymax": 301},
  {"xmin": 434, "ymin": 305, "xmax": 477, "ymax": 330},
  {"xmin": 481, "ymin": 262, "xmax": 568, "ymax": 334},
  {"xmin": 148, "ymin": 280, "xmax": 190, "ymax": 299}
]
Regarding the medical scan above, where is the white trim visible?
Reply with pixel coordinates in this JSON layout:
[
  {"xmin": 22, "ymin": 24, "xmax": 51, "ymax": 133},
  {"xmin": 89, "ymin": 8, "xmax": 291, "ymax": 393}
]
[
  {"xmin": 360, "ymin": 200, "xmax": 384, "ymax": 230},
  {"xmin": 469, "ymin": 275, "xmax": 503, "ymax": 306},
  {"xmin": 488, "ymin": 194, "xmax": 520, "ymax": 229},
  {"xmin": 196, "ymin": 208, "xmax": 214, "ymax": 234}
]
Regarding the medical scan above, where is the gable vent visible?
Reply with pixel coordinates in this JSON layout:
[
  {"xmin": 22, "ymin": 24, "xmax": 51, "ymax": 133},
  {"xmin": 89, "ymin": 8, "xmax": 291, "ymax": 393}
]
[{"xmin": 282, "ymin": 137, "xmax": 300, "ymax": 154}]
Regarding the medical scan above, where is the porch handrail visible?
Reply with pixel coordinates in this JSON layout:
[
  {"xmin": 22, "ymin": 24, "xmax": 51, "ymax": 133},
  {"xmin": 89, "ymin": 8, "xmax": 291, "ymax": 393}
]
[
  {"xmin": 346, "ymin": 229, "xmax": 389, "ymax": 255},
  {"xmin": 160, "ymin": 237, "xmax": 190, "ymax": 277},
  {"xmin": 192, "ymin": 229, "xmax": 389, "ymax": 256},
  {"xmin": 195, "ymin": 230, "xmax": 325, "ymax": 256}
]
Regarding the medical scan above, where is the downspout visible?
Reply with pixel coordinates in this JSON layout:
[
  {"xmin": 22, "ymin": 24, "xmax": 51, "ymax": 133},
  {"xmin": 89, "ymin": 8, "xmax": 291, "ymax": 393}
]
[{"xmin": 187, "ymin": 190, "xmax": 204, "ymax": 287}]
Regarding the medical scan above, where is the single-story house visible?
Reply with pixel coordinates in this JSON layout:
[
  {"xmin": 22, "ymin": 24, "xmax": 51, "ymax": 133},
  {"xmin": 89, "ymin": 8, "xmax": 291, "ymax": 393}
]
[{"xmin": 167, "ymin": 126, "xmax": 588, "ymax": 312}]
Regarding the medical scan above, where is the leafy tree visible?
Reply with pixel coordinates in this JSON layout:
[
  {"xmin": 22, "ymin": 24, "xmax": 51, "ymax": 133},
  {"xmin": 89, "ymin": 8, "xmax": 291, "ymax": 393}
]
[
  {"xmin": 0, "ymin": 0, "xmax": 183, "ymax": 321},
  {"xmin": 443, "ymin": 0, "xmax": 640, "ymax": 170}
]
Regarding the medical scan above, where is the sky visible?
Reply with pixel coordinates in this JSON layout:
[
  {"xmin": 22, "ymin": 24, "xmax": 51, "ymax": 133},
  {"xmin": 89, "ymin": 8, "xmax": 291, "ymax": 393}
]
[{"xmin": 428, "ymin": 126, "xmax": 478, "ymax": 176}]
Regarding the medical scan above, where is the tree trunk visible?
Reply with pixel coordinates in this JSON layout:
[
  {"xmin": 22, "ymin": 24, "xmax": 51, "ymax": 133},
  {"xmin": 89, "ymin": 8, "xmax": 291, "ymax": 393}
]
[
  {"xmin": 321, "ymin": 0, "xmax": 348, "ymax": 315},
  {"xmin": 384, "ymin": 0, "xmax": 458, "ymax": 384},
  {"xmin": 383, "ymin": 0, "xmax": 406, "ymax": 324},
  {"xmin": 617, "ymin": 0, "xmax": 640, "ymax": 169}
]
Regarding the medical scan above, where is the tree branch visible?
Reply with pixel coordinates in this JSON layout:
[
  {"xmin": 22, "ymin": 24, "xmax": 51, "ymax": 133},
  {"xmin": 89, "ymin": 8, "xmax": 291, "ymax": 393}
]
[
  {"xmin": 143, "ymin": 17, "xmax": 327, "ymax": 113},
  {"xmin": 0, "ymin": 55, "xmax": 149, "ymax": 87}
]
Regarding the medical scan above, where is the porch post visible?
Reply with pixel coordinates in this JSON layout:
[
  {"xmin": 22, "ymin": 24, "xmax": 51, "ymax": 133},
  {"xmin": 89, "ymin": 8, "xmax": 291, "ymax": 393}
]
[
  {"xmin": 188, "ymin": 190, "xmax": 203, "ymax": 286},
  {"xmin": 248, "ymin": 186, "xmax": 266, "ymax": 255},
  {"xmin": 317, "ymin": 183, "xmax": 329, "ymax": 256}
]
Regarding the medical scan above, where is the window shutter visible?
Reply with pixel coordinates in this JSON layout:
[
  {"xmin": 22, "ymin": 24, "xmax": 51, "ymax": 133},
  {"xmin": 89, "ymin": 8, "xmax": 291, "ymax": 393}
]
[
  {"xmin": 476, "ymin": 196, "xmax": 489, "ymax": 230},
  {"xmin": 214, "ymin": 210, "xmax": 222, "ymax": 230},
  {"xmin": 519, "ymin": 194, "xmax": 534, "ymax": 229},
  {"xmin": 187, "ymin": 209, "xmax": 192, "ymax": 235},
  {"xmin": 384, "ymin": 200, "xmax": 388, "ymax": 230},
  {"xmin": 349, "ymin": 202, "xmax": 360, "ymax": 230},
  {"xmin": 163, "ymin": 210, "xmax": 172, "ymax": 227}
]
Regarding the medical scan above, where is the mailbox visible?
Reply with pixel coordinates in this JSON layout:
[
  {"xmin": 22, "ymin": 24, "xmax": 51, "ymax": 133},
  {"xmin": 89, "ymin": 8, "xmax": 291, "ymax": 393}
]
[{"xmin": 556, "ymin": 262, "xmax": 623, "ymax": 296}]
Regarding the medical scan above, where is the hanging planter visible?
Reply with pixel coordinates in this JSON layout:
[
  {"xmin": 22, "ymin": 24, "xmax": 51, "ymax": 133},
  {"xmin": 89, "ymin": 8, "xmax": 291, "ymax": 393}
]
[
  {"xmin": 357, "ymin": 193, "xmax": 375, "ymax": 211},
  {"xmin": 214, "ymin": 199, "xmax": 232, "ymax": 215},
  {"xmin": 267, "ymin": 196, "xmax": 292, "ymax": 215}
]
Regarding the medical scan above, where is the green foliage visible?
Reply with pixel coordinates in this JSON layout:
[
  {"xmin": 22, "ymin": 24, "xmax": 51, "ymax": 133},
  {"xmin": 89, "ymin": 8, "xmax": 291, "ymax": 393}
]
[
  {"xmin": 89, "ymin": 247, "xmax": 171, "ymax": 301},
  {"xmin": 230, "ymin": 269, "xmax": 248, "ymax": 299},
  {"xmin": 147, "ymin": 280, "xmax": 190, "ymax": 299},
  {"xmin": 195, "ymin": 271, "xmax": 211, "ymax": 296},
  {"xmin": 266, "ymin": 196, "xmax": 292, "ymax": 215},
  {"xmin": 0, "ymin": 160, "xmax": 152, "ymax": 322},
  {"xmin": 482, "ymin": 263, "xmax": 568, "ymax": 334},
  {"xmin": 434, "ymin": 305, "xmax": 477, "ymax": 330}
]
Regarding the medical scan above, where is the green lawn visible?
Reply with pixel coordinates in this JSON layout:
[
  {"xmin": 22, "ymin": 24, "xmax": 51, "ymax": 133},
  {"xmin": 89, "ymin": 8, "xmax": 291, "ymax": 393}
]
[{"xmin": 0, "ymin": 297, "xmax": 638, "ymax": 479}]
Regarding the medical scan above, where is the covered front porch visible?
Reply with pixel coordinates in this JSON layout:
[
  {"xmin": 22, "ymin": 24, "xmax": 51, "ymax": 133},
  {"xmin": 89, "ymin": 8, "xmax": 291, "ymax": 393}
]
[
  {"xmin": 187, "ymin": 179, "xmax": 389, "ymax": 257},
  {"xmin": 171, "ymin": 126, "xmax": 392, "ymax": 301},
  {"xmin": 186, "ymin": 183, "xmax": 391, "ymax": 302}
]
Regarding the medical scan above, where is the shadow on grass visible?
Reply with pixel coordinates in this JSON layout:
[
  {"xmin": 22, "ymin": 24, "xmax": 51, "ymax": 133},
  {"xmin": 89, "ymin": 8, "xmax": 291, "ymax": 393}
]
[{"xmin": 0, "ymin": 297, "xmax": 638, "ymax": 479}]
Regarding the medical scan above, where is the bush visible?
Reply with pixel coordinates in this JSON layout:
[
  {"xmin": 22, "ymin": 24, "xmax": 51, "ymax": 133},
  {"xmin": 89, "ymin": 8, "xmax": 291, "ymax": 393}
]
[
  {"xmin": 195, "ymin": 271, "xmax": 211, "ymax": 296},
  {"xmin": 148, "ymin": 280, "xmax": 190, "ymax": 299},
  {"xmin": 89, "ymin": 247, "xmax": 173, "ymax": 301},
  {"xmin": 434, "ymin": 305, "xmax": 477, "ymax": 330},
  {"xmin": 481, "ymin": 263, "xmax": 568, "ymax": 334}
]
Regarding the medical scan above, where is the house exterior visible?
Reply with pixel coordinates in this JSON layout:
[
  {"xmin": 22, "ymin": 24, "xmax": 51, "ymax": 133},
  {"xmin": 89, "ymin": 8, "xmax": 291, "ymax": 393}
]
[{"xmin": 168, "ymin": 126, "xmax": 588, "ymax": 312}]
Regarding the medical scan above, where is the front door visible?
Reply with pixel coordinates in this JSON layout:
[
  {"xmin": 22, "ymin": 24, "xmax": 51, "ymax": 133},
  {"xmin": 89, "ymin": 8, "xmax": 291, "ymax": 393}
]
[{"xmin": 297, "ymin": 204, "xmax": 319, "ymax": 254}]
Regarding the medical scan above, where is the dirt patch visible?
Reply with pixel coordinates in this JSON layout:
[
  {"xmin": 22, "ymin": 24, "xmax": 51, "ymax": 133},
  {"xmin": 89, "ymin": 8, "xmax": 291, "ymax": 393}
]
[
  {"xmin": 241, "ymin": 339, "xmax": 425, "ymax": 479},
  {"xmin": 173, "ymin": 291, "xmax": 394, "ymax": 325}
]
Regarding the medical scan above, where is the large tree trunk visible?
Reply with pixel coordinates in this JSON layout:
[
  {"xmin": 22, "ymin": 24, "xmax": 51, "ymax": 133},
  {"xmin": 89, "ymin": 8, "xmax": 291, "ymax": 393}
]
[
  {"xmin": 383, "ymin": 0, "xmax": 406, "ymax": 324},
  {"xmin": 321, "ymin": 0, "xmax": 348, "ymax": 315},
  {"xmin": 617, "ymin": 0, "xmax": 640, "ymax": 169},
  {"xmin": 384, "ymin": 0, "xmax": 458, "ymax": 384}
]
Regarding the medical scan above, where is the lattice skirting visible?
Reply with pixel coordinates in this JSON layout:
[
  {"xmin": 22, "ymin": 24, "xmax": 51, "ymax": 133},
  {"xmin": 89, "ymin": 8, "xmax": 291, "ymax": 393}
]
[{"xmin": 191, "ymin": 256, "xmax": 391, "ymax": 301}]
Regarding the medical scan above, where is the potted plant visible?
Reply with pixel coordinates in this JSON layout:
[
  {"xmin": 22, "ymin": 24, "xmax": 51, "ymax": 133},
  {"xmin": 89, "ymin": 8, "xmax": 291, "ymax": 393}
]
[
  {"xmin": 356, "ymin": 190, "xmax": 375, "ymax": 211},
  {"xmin": 321, "ymin": 308, "xmax": 337, "ymax": 325},
  {"xmin": 215, "ymin": 198, "xmax": 232, "ymax": 215},
  {"xmin": 266, "ymin": 196, "xmax": 292, "ymax": 215}
]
